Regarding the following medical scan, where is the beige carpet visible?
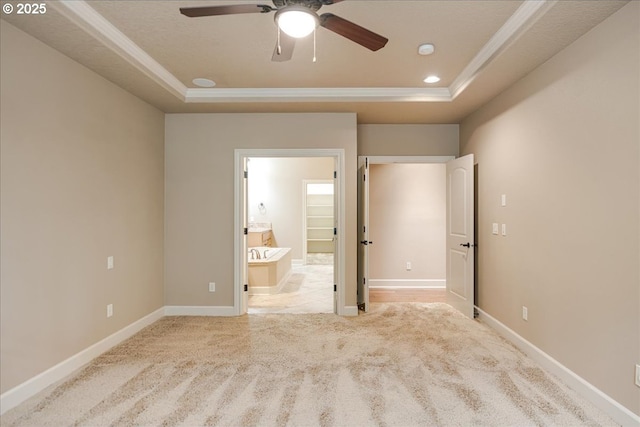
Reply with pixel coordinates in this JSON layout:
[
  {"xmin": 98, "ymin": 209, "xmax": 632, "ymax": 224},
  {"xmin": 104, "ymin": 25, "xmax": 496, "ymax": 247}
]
[{"xmin": 1, "ymin": 303, "xmax": 615, "ymax": 426}]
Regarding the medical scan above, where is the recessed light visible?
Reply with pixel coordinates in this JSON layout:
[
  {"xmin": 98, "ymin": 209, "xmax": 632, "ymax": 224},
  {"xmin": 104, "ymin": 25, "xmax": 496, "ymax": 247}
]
[
  {"xmin": 418, "ymin": 43, "xmax": 435, "ymax": 56},
  {"xmin": 423, "ymin": 75, "xmax": 441, "ymax": 84},
  {"xmin": 192, "ymin": 78, "xmax": 216, "ymax": 88}
]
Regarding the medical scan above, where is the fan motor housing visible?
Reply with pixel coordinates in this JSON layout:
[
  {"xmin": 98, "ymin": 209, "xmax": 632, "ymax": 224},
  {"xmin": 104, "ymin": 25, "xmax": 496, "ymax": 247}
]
[{"xmin": 272, "ymin": 0, "xmax": 324, "ymax": 12}]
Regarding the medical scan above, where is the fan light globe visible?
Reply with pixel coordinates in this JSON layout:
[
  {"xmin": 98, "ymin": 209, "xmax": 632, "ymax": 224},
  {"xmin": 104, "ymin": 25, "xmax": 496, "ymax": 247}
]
[{"xmin": 276, "ymin": 7, "xmax": 318, "ymax": 38}]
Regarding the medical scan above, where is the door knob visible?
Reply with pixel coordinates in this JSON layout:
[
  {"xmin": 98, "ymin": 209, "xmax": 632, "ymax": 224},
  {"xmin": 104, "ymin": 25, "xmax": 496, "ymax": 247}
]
[
  {"xmin": 460, "ymin": 243, "xmax": 471, "ymax": 248},
  {"xmin": 360, "ymin": 240, "xmax": 373, "ymax": 245}
]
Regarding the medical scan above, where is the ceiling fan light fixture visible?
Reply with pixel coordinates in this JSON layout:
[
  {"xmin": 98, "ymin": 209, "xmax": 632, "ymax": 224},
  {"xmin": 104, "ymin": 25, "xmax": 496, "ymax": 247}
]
[{"xmin": 275, "ymin": 6, "xmax": 319, "ymax": 38}]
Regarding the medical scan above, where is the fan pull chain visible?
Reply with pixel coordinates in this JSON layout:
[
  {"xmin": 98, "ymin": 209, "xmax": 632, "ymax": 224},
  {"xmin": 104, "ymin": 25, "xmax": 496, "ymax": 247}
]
[
  {"xmin": 313, "ymin": 27, "xmax": 317, "ymax": 63},
  {"xmin": 277, "ymin": 27, "xmax": 282, "ymax": 55}
]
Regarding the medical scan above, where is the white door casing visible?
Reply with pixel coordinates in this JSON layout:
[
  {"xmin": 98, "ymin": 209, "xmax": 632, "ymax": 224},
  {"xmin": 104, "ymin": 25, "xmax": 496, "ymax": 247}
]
[{"xmin": 446, "ymin": 154, "xmax": 475, "ymax": 318}]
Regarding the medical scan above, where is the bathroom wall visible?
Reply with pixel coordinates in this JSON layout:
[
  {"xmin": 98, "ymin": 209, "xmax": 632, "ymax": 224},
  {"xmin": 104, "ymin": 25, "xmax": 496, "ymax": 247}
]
[
  {"xmin": 247, "ymin": 157, "xmax": 334, "ymax": 259},
  {"xmin": 460, "ymin": 1, "xmax": 639, "ymax": 415},
  {"xmin": 368, "ymin": 164, "xmax": 446, "ymax": 287}
]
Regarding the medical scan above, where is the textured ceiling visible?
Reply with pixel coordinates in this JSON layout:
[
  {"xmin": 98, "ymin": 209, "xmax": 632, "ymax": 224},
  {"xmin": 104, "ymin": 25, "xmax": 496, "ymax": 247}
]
[{"xmin": 1, "ymin": 0, "xmax": 628, "ymax": 123}]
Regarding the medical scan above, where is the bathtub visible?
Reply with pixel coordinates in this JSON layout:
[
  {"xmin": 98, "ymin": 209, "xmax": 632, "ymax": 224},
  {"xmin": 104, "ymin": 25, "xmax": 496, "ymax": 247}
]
[{"xmin": 248, "ymin": 247, "xmax": 292, "ymax": 295}]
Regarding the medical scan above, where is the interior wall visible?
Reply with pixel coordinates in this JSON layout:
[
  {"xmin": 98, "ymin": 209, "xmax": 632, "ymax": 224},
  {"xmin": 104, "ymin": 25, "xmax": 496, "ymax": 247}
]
[
  {"xmin": 247, "ymin": 157, "xmax": 334, "ymax": 259},
  {"xmin": 0, "ymin": 22, "xmax": 165, "ymax": 394},
  {"xmin": 358, "ymin": 124, "xmax": 459, "ymax": 157},
  {"xmin": 368, "ymin": 164, "xmax": 446, "ymax": 285},
  {"xmin": 460, "ymin": 1, "xmax": 639, "ymax": 415},
  {"xmin": 165, "ymin": 113, "xmax": 357, "ymax": 307}
]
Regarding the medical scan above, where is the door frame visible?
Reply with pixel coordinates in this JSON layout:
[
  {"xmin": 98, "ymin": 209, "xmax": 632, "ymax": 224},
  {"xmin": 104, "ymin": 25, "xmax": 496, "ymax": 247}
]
[
  {"xmin": 234, "ymin": 149, "xmax": 346, "ymax": 315},
  {"xmin": 357, "ymin": 155, "xmax": 455, "ymax": 311}
]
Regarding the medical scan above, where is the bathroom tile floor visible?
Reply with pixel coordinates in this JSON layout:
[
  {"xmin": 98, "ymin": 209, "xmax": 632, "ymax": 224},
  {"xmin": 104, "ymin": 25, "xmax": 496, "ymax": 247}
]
[{"xmin": 248, "ymin": 254, "xmax": 334, "ymax": 314}]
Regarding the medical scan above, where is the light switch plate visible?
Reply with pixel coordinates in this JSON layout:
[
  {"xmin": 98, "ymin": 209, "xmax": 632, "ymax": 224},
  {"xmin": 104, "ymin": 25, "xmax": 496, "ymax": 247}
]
[
  {"xmin": 208, "ymin": 282, "xmax": 216, "ymax": 292},
  {"xmin": 501, "ymin": 194, "xmax": 507, "ymax": 207},
  {"xmin": 635, "ymin": 364, "xmax": 640, "ymax": 387},
  {"xmin": 492, "ymin": 223, "xmax": 499, "ymax": 235},
  {"xmin": 501, "ymin": 224, "xmax": 507, "ymax": 236},
  {"xmin": 406, "ymin": 262, "xmax": 412, "ymax": 271},
  {"xmin": 107, "ymin": 256, "xmax": 114, "ymax": 270}
]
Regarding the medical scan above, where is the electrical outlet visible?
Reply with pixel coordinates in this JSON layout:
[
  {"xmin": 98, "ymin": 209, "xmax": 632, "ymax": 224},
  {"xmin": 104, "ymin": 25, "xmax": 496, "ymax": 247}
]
[
  {"xmin": 522, "ymin": 306, "xmax": 528, "ymax": 321},
  {"xmin": 107, "ymin": 304, "xmax": 113, "ymax": 318},
  {"xmin": 208, "ymin": 282, "xmax": 216, "ymax": 292},
  {"xmin": 635, "ymin": 364, "xmax": 640, "ymax": 387},
  {"xmin": 107, "ymin": 256, "xmax": 114, "ymax": 270},
  {"xmin": 406, "ymin": 262, "xmax": 412, "ymax": 271}
]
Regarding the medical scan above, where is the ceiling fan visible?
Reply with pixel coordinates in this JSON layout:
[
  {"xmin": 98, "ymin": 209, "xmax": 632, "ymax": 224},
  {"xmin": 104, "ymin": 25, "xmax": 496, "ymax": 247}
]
[{"xmin": 180, "ymin": 0, "xmax": 389, "ymax": 62}]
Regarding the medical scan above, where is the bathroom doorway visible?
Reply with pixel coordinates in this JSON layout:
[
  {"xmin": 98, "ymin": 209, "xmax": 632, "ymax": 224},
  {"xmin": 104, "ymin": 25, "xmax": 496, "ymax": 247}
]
[{"xmin": 244, "ymin": 156, "xmax": 336, "ymax": 314}]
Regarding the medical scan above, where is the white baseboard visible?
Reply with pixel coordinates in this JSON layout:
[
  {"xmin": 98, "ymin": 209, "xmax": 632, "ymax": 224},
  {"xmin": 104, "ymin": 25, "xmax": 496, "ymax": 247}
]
[
  {"xmin": 368, "ymin": 279, "xmax": 445, "ymax": 289},
  {"xmin": 248, "ymin": 269, "xmax": 293, "ymax": 296},
  {"xmin": 0, "ymin": 307, "xmax": 164, "ymax": 415},
  {"xmin": 476, "ymin": 307, "xmax": 640, "ymax": 426},
  {"xmin": 164, "ymin": 306, "xmax": 237, "ymax": 316}
]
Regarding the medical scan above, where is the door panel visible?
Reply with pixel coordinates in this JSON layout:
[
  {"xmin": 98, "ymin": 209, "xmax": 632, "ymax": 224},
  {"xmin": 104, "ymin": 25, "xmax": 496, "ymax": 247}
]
[
  {"xmin": 242, "ymin": 157, "xmax": 249, "ymax": 313},
  {"xmin": 446, "ymin": 154, "xmax": 475, "ymax": 318},
  {"xmin": 333, "ymin": 165, "xmax": 338, "ymax": 313},
  {"xmin": 357, "ymin": 158, "xmax": 369, "ymax": 312}
]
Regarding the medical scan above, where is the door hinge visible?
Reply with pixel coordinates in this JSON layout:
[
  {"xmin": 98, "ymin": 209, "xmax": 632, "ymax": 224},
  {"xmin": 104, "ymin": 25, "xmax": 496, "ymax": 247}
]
[
  {"xmin": 363, "ymin": 277, "xmax": 366, "ymax": 284},
  {"xmin": 365, "ymin": 157, "xmax": 368, "ymax": 168},
  {"xmin": 363, "ymin": 173, "xmax": 366, "ymax": 182},
  {"xmin": 334, "ymin": 284, "xmax": 337, "ymax": 292},
  {"xmin": 333, "ymin": 171, "xmax": 337, "ymax": 179},
  {"xmin": 333, "ymin": 227, "xmax": 337, "ymax": 235},
  {"xmin": 244, "ymin": 284, "xmax": 248, "ymax": 292},
  {"xmin": 244, "ymin": 170, "xmax": 248, "ymax": 178},
  {"xmin": 244, "ymin": 227, "xmax": 248, "ymax": 235}
]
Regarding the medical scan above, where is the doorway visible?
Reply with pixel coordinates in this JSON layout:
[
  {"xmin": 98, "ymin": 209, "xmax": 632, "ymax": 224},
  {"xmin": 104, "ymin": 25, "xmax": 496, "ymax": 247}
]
[
  {"xmin": 234, "ymin": 149, "xmax": 345, "ymax": 315},
  {"xmin": 358, "ymin": 156, "xmax": 456, "ymax": 311}
]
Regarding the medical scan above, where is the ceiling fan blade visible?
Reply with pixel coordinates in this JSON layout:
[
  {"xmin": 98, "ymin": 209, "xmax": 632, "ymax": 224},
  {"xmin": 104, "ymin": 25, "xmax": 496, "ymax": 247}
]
[
  {"xmin": 180, "ymin": 4, "xmax": 272, "ymax": 18},
  {"xmin": 272, "ymin": 33, "xmax": 296, "ymax": 62},
  {"xmin": 319, "ymin": 13, "xmax": 388, "ymax": 51}
]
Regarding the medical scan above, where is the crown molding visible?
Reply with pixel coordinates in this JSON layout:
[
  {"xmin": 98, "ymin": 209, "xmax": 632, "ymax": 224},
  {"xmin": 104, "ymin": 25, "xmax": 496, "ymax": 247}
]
[
  {"xmin": 185, "ymin": 87, "xmax": 452, "ymax": 103},
  {"xmin": 449, "ymin": 0, "xmax": 557, "ymax": 99},
  {"xmin": 51, "ymin": 0, "xmax": 555, "ymax": 105},
  {"xmin": 50, "ymin": 0, "xmax": 188, "ymax": 100}
]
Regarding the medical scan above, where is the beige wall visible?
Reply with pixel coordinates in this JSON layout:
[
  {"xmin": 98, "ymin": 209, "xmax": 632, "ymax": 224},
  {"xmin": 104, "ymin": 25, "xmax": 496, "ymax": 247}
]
[
  {"xmin": 247, "ymin": 157, "xmax": 334, "ymax": 259},
  {"xmin": 460, "ymin": 2, "xmax": 639, "ymax": 415},
  {"xmin": 165, "ymin": 113, "xmax": 357, "ymax": 307},
  {"xmin": 358, "ymin": 124, "xmax": 459, "ymax": 157},
  {"xmin": 369, "ymin": 164, "xmax": 446, "ymax": 283},
  {"xmin": 0, "ymin": 22, "xmax": 165, "ymax": 393}
]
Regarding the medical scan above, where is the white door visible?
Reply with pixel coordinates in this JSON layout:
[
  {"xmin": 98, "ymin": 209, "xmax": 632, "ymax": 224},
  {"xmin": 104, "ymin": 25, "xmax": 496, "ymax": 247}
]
[
  {"xmin": 446, "ymin": 154, "xmax": 475, "ymax": 318},
  {"xmin": 241, "ymin": 157, "xmax": 249, "ymax": 313},
  {"xmin": 333, "ymin": 166, "xmax": 339, "ymax": 314},
  {"xmin": 357, "ymin": 158, "xmax": 370, "ymax": 312}
]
